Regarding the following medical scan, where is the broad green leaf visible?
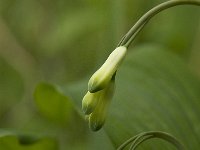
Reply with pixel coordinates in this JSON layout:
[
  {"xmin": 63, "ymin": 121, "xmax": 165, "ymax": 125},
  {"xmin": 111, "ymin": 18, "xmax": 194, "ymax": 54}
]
[
  {"xmin": 34, "ymin": 82, "xmax": 115, "ymax": 150},
  {"xmin": 103, "ymin": 45, "xmax": 200, "ymax": 149},
  {"xmin": 34, "ymin": 82, "xmax": 74, "ymax": 126},
  {"xmin": 0, "ymin": 130, "xmax": 57, "ymax": 150},
  {"xmin": 34, "ymin": 82, "xmax": 88, "ymax": 146}
]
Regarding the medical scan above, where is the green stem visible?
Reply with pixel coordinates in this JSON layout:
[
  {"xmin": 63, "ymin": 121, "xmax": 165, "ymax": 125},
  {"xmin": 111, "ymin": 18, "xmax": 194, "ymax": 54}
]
[
  {"xmin": 116, "ymin": 134, "xmax": 141, "ymax": 150},
  {"xmin": 118, "ymin": 0, "xmax": 200, "ymax": 48},
  {"xmin": 117, "ymin": 131, "xmax": 185, "ymax": 150},
  {"xmin": 129, "ymin": 135, "xmax": 153, "ymax": 150},
  {"xmin": 124, "ymin": 21, "xmax": 148, "ymax": 48}
]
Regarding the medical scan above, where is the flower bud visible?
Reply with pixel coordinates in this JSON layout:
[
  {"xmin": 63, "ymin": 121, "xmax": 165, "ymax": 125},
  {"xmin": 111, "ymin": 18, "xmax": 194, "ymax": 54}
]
[
  {"xmin": 82, "ymin": 91, "xmax": 101, "ymax": 115},
  {"xmin": 89, "ymin": 78, "xmax": 115, "ymax": 131},
  {"xmin": 88, "ymin": 46, "xmax": 127, "ymax": 93}
]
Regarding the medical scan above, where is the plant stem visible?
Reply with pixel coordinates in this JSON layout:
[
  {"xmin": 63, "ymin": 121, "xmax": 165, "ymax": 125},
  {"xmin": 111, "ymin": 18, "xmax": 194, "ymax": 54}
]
[
  {"xmin": 118, "ymin": 0, "xmax": 200, "ymax": 48},
  {"xmin": 117, "ymin": 131, "xmax": 185, "ymax": 150}
]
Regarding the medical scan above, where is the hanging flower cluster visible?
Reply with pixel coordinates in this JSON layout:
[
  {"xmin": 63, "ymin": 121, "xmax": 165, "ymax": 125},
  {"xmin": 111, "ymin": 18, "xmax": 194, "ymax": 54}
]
[
  {"xmin": 82, "ymin": 46, "xmax": 127, "ymax": 131},
  {"xmin": 81, "ymin": 0, "xmax": 200, "ymax": 132}
]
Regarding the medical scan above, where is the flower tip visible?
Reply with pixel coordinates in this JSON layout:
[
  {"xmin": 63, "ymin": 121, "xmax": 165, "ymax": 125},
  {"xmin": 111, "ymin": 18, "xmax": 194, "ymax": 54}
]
[
  {"xmin": 82, "ymin": 102, "xmax": 93, "ymax": 115},
  {"xmin": 88, "ymin": 75, "xmax": 105, "ymax": 93},
  {"xmin": 88, "ymin": 69, "xmax": 110, "ymax": 93},
  {"xmin": 89, "ymin": 117, "xmax": 105, "ymax": 132},
  {"xmin": 82, "ymin": 104, "xmax": 91, "ymax": 115},
  {"xmin": 88, "ymin": 82, "xmax": 96, "ymax": 93},
  {"xmin": 82, "ymin": 92, "xmax": 100, "ymax": 115},
  {"xmin": 90, "ymin": 122, "xmax": 104, "ymax": 132},
  {"xmin": 82, "ymin": 104, "xmax": 94, "ymax": 115},
  {"xmin": 88, "ymin": 83, "xmax": 102, "ymax": 93}
]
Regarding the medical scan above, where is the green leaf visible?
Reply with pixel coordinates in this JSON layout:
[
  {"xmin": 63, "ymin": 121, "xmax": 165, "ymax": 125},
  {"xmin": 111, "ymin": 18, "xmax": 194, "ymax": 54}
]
[
  {"xmin": 34, "ymin": 82, "xmax": 74, "ymax": 126},
  {"xmin": 39, "ymin": 9, "xmax": 105, "ymax": 55},
  {"xmin": 34, "ymin": 82, "xmax": 115, "ymax": 150},
  {"xmin": 0, "ymin": 130, "xmax": 57, "ymax": 150},
  {"xmin": 104, "ymin": 44, "xmax": 200, "ymax": 149},
  {"xmin": 0, "ymin": 57, "xmax": 24, "ymax": 117}
]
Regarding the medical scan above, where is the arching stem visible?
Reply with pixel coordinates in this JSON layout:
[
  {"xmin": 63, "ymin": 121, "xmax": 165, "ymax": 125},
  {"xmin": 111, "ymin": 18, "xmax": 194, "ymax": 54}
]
[
  {"xmin": 117, "ymin": 131, "xmax": 185, "ymax": 150},
  {"xmin": 118, "ymin": 0, "xmax": 200, "ymax": 48}
]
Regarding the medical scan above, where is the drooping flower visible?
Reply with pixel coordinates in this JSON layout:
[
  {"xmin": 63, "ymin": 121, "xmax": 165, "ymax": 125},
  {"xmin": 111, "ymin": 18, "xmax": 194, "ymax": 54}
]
[
  {"xmin": 88, "ymin": 46, "xmax": 127, "ymax": 93},
  {"xmin": 89, "ymin": 77, "xmax": 115, "ymax": 131},
  {"xmin": 82, "ymin": 46, "xmax": 127, "ymax": 131},
  {"xmin": 82, "ymin": 91, "xmax": 101, "ymax": 115}
]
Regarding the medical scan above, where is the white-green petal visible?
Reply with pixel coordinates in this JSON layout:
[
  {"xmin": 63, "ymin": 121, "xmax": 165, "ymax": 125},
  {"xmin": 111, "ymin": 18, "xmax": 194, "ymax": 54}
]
[
  {"xmin": 82, "ymin": 91, "xmax": 101, "ymax": 115},
  {"xmin": 88, "ymin": 46, "xmax": 127, "ymax": 93},
  {"xmin": 89, "ymin": 79, "xmax": 115, "ymax": 131}
]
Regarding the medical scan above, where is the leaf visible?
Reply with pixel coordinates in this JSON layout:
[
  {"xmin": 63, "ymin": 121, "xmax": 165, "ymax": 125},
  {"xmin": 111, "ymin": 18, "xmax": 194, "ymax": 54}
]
[
  {"xmin": 38, "ymin": 9, "xmax": 105, "ymax": 55},
  {"xmin": 34, "ymin": 82, "xmax": 74, "ymax": 126},
  {"xmin": 103, "ymin": 44, "xmax": 200, "ymax": 149},
  {"xmin": 34, "ymin": 82, "xmax": 115, "ymax": 150},
  {"xmin": 0, "ymin": 57, "xmax": 24, "ymax": 117},
  {"xmin": 0, "ymin": 129, "xmax": 58, "ymax": 150}
]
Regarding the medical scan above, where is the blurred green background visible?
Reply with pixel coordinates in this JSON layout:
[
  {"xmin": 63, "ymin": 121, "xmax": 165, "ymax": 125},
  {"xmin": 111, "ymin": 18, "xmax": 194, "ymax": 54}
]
[{"xmin": 0, "ymin": 0, "xmax": 200, "ymax": 149}]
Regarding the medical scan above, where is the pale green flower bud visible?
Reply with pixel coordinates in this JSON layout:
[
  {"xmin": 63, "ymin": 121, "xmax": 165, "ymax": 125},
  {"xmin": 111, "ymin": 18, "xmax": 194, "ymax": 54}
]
[
  {"xmin": 82, "ymin": 91, "xmax": 101, "ymax": 115},
  {"xmin": 89, "ymin": 78, "xmax": 115, "ymax": 131},
  {"xmin": 88, "ymin": 46, "xmax": 127, "ymax": 93}
]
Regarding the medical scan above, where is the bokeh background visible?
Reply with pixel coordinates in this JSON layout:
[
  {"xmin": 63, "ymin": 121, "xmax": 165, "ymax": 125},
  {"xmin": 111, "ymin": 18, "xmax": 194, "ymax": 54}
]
[{"xmin": 0, "ymin": 0, "xmax": 200, "ymax": 149}]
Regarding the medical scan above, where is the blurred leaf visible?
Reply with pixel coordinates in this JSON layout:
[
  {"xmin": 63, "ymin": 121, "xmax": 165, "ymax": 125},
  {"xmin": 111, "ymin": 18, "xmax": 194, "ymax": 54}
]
[
  {"xmin": 34, "ymin": 82, "xmax": 115, "ymax": 150},
  {"xmin": 0, "ymin": 129, "xmax": 57, "ymax": 150},
  {"xmin": 0, "ymin": 0, "xmax": 44, "ymax": 50},
  {"xmin": 39, "ymin": 9, "xmax": 105, "ymax": 55},
  {"xmin": 34, "ymin": 82, "xmax": 74, "ymax": 126},
  {"xmin": 103, "ymin": 44, "xmax": 200, "ymax": 149},
  {"xmin": 0, "ymin": 57, "xmax": 24, "ymax": 117}
]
